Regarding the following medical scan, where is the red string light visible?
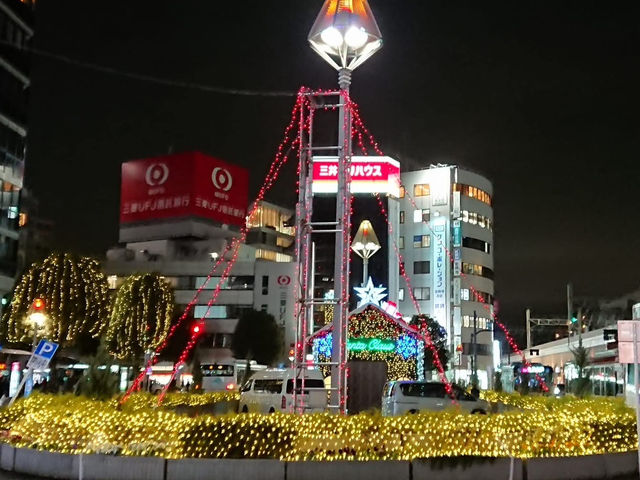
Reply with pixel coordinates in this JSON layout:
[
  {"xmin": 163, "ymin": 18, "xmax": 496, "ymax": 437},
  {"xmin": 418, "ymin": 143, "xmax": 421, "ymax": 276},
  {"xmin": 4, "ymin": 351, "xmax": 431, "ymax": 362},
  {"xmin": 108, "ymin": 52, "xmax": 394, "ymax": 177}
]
[
  {"xmin": 122, "ymin": 88, "xmax": 311, "ymax": 404},
  {"xmin": 349, "ymin": 99, "xmax": 543, "ymax": 394}
]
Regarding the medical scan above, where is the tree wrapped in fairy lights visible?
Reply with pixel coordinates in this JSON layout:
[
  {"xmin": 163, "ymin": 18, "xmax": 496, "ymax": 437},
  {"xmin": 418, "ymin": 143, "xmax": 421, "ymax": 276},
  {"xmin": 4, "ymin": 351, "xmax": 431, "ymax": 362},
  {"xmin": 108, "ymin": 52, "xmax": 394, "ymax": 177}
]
[
  {"xmin": 1, "ymin": 252, "xmax": 111, "ymax": 347},
  {"xmin": 410, "ymin": 314, "xmax": 449, "ymax": 378},
  {"xmin": 106, "ymin": 273, "xmax": 175, "ymax": 360}
]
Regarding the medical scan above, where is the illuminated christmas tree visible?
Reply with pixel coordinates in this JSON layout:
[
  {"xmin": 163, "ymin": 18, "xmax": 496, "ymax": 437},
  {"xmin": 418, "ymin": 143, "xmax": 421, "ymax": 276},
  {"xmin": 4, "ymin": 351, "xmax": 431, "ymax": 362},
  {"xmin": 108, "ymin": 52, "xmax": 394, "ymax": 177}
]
[
  {"xmin": 106, "ymin": 273, "xmax": 175, "ymax": 360},
  {"xmin": 2, "ymin": 253, "xmax": 111, "ymax": 347}
]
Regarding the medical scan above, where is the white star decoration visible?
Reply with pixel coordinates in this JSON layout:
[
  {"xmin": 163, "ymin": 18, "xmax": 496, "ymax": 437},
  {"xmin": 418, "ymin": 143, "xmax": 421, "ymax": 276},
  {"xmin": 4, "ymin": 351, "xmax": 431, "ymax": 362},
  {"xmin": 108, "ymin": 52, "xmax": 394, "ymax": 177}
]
[{"xmin": 354, "ymin": 277, "xmax": 388, "ymax": 308}]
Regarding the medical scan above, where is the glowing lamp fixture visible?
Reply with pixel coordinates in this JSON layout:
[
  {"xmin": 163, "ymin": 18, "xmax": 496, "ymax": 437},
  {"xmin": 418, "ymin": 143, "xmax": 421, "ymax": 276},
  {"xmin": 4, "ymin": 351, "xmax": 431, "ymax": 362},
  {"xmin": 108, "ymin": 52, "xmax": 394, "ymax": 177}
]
[
  {"xmin": 351, "ymin": 220, "xmax": 381, "ymax": 285},
  {"xmin": 308, "ymin": 0, "xmax": 383, "ymax": 71},
  {"xmin": 351, "ymin": 220, "xmax": 381, "ymax": 260}
]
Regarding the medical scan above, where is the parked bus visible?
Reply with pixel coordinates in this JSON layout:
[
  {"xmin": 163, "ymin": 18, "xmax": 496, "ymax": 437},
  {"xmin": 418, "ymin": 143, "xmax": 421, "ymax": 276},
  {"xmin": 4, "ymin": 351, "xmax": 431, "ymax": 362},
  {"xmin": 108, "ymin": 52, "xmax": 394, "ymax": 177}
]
[{"xmin": 201, "ymin": 360, "xmax": 266, "ymax": 392}]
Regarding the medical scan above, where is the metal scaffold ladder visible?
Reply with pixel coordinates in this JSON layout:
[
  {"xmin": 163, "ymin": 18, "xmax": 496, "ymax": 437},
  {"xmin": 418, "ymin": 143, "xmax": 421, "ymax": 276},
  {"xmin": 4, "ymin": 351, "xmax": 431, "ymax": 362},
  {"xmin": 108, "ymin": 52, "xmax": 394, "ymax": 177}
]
[{"xmin": 292, "ymin": 88, "xmax": 352, "ymax": 414}]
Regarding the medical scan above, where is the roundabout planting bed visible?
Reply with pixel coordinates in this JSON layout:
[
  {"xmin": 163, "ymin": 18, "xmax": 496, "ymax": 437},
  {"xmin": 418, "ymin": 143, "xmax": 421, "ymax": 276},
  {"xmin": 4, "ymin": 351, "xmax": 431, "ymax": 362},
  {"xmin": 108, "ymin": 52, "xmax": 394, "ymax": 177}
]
[{"xmin": 0, "ymin": 393, "xmax": 635, "ymax": 460}]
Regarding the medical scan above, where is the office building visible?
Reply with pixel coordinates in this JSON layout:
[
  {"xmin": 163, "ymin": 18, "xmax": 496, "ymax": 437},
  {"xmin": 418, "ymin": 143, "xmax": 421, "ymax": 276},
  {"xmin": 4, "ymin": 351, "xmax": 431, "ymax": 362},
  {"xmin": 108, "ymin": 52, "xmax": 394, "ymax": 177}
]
[
  {"xmin": 397, "ymin": 165, "xmax": 494, "ymax": 387},
  {"xmin": 0, "ymin": 0, "xmax": 33, "ymax": 296},
  {"xmin": 105, "ymin": 152, "xmax": 297, "ymax": 368}
]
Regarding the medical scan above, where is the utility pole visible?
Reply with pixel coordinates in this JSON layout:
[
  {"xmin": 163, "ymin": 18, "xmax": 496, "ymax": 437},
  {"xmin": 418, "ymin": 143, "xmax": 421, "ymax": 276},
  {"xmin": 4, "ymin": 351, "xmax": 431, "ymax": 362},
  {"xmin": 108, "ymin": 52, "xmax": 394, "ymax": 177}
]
[
  {"xmin": 577, "ymin": 306, "xmax": 583, "ymax": 348},
  {"xmin": 525, "ymin": 308, "xmax": 531, "ymax": 350},
  {"xmin": 567, "ymin": 283, "xmax": 573, "ymax": 345},
  {"xmin": 472, "ymin": 310, "xmax": 477, "ymax": 386}
]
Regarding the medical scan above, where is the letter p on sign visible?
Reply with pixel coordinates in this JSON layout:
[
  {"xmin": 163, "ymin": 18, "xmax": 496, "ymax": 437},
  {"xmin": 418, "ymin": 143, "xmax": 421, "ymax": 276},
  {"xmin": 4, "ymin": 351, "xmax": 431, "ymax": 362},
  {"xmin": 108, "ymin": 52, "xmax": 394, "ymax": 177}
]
[{"xmin": 34, "ymin": 340, "xmax": 59, "ymax": 360}]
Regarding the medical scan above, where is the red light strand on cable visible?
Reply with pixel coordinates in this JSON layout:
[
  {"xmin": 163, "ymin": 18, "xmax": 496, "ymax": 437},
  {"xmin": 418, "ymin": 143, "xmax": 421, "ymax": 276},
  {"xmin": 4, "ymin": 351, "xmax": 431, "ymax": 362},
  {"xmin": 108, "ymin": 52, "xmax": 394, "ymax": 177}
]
[
  {"xmin": 400, "ymin": 183, "xmax": 549, "ymax": 393},
  {"xmin": 121, "ymin": 88, "xmax": 310, "ymax": 404},
  {"xmin": 349, "ymin": 101, "xmax": 543, "ymax": 385},
  {"xmin": 156, "ymin": 93, "xmax": 311, "ymax": 405}
]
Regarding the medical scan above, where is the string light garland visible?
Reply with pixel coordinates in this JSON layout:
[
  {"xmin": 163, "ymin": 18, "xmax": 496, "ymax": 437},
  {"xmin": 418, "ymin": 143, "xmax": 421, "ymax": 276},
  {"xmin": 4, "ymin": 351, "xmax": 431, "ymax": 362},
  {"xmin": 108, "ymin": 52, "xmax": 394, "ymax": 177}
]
[
  {"xmin": 348, "ymin": 101, "xmax": 548, "ymax": 392},
  {"xmin": 149, "ymin": 89, "xmax": 315, "ymax": 405},
  {"xmin": 3, "ymin": 253, "xmax": 110, "ymax": 347},
  {"xmin": 2, "ymin": 394, "xmax": 635, "ymax": 460},
  {"xmin": 105, "ymin": 273, "xmax": 175, "ymax": 360}
]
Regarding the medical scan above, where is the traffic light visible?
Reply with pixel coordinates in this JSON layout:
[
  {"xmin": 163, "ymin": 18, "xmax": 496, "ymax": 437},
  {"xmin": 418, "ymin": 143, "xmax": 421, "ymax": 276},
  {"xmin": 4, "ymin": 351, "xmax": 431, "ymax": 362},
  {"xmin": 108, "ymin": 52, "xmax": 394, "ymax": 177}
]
[
  {"xmin": 570, "ymin": 316, "xmax": 577, "ymax": 324},
  {"xmin": 32, "ymin": 298, "xmax": 45, "ymax": 312}
]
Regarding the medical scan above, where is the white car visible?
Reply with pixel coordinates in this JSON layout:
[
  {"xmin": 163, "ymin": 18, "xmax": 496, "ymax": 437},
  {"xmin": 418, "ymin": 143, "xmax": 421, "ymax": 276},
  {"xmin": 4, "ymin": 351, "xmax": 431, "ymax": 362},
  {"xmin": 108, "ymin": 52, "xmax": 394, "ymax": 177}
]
[
  {"xmin": 381, "ymin": 381, "xmax": 489, "ymax": 416},
  {"xmin": 239, "ymin": 368, "xmax": 327, "ymax": 414}
]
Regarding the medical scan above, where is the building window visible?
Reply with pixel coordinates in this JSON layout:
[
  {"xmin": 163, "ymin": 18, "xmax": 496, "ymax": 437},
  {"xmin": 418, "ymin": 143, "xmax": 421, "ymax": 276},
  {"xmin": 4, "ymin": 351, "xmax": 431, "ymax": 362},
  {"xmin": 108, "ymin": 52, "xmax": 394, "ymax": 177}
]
[
  {"xmin": 462, "ymin": 315, "xmax": 493, "ymax": 330},
  {"xmin": 461, "ymin": 288, "xmax": 470, "ymax": 301},
  {"xmin": 463, "ymin": 236, "xmax": 491, "ymax": 254},
  {"xmin": 399, "ymin": 211, "xmax": 405, "ymax": 224},
  {"xmin": 413, "ymin": 209, "xmax": 429, "ymax": 223},
  {"xmin": 453, "ymin": 183, "xmax": 492, "ymax": 206},
  {"xmin": 413, "ymin": 261, "xmax": 430, "ymax": 274},
  {"xmin": 414, "ymin": 184, "xmax": 430, "ymax": 197},
  {"xmin": 399, "ymin": 262, "xmax": 405, "ymax": 274},
  {"xmin": 262, "ymin": 276, "xmax": 269, "ymax": 295},
  {"xmin": 398, "ymin": 289, "xmax": 405, "ymax": 301},
  {"xmin": 413, "ymin": 234, "xmax": 430, "ymax": 248},
  {"xmin": 413, "ymin": 287, "xmax": 430, "ymax": 300},
  {"xmin": 461, "ymin": 210, "xmax": 492, "ymax": 231},
  {"xmin": 399, "ymin": 186, "xmax": 405, "ymax": 198},
  {"xmin": 261, "ymin": 304, "xmax": 268, "ymax": 312},
  {"xmin": 398, "ymin": 236, "xmax": 404, "ymax": 249},
  {"xmin": 461, "ymin": 262, "xmax": 494, "ymax": 280}
]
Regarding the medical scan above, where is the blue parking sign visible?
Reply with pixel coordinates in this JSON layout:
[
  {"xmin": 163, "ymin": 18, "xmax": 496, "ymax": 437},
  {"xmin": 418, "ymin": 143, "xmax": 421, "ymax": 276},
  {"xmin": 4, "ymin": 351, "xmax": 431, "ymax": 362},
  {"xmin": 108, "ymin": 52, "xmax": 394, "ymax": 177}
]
[{"xmin": 34, "ymin": 340, "xmax": 58, "ymax": 359}]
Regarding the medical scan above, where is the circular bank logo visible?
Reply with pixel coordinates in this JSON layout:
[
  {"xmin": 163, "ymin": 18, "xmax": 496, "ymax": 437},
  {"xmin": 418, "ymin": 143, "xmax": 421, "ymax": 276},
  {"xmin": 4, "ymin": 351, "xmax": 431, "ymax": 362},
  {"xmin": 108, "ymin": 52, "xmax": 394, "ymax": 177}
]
[
  {"xmin": 144, "ymin": 163, "xmax": 169, "ymax": 186},
  {"xmin": 211, "ymin": 167, "xmax": 233, "ymax": 192},
  {"xmin": 277, "ymin": 275, "xmax": 291, "ymax": 286}
]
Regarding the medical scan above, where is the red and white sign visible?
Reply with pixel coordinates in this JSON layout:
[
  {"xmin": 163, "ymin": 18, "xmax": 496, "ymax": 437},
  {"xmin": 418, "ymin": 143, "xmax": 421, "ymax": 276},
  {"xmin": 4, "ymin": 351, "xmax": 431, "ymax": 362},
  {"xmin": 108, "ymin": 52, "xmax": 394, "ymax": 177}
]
[
  {"xmin": 277, "ymin": 275, "xmax": 291, "ymax": 286},
  {"xmin": 311, "ymin": 156, "xmax": 400, "ymax": 196},
  {"xmin": 120, "ymin": 152, "xmax": 249, "ymax": 227}
]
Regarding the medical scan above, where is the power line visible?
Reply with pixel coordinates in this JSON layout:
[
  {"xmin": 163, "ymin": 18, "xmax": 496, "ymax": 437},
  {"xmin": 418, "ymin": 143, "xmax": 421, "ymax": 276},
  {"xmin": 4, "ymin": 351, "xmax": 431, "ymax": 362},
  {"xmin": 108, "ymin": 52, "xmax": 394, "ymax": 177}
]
[{"xmin": 1, "ymin": 40, "xmax": 296, "ymax": 97}]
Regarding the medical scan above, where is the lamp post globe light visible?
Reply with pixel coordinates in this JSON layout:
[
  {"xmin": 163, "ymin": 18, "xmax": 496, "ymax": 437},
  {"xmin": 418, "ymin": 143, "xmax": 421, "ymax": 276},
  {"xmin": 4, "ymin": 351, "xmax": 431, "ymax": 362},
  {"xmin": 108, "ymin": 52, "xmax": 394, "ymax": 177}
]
[
  {"xmin": 351, "ymin": 219, "xmax": 381, "ymax": 286},
  {"xmin": 307, "ymin": 0, "xmax": 382, "ymax": 413}
]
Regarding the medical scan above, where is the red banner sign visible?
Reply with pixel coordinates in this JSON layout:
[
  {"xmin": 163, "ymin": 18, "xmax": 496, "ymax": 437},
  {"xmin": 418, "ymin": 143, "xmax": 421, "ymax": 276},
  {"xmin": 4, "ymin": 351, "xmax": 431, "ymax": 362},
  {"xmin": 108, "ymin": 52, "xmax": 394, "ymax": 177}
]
[{"xmin": 120, "ymin": 152, "xmax": 249, "ymax": 226}]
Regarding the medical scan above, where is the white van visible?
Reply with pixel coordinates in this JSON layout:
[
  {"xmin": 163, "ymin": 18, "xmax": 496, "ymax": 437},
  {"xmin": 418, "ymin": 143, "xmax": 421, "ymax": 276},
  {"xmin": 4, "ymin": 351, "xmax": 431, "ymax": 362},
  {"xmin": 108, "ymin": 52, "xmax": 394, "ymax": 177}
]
[
  {"xmin": 381, "ymin": 381, "xmax": 489, "ymax": 416},
  {"xmin": 238, "ymin": 369, "xmax": 327, "ymax": 413}
]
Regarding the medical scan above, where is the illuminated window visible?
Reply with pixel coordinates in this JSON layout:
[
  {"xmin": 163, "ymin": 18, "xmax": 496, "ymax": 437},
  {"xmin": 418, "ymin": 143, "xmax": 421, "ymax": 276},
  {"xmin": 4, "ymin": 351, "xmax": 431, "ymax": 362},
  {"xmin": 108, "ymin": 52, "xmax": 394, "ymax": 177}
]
[
  {"xmin": 453, "ymin": 183, "xmax": 491, "ymax": 206},
  {"xmin": 413, "ymin": 209, "xmax": 429, "ymax": 223},
  {"xmin": 461, "ymin": 288, "xmax": 469, "ymax": 301},
  {"xmin": 461, "ymin": 262, "xmax": 494, "ymax": 280},
  {"xmin": 413, "ymin": 287, "xmax": 430, "ymax": 300},
  {"xmin": 460, "ymin": 210, "xmax": 492, "ymax": 231},
  {"xmin": 398, "ymin": 236, "xmax": 404, "ymax": 249},
  {"xmin": 255, "ymin": 249, "xmax": 293, "ymax": 262},
  {"xmin": 413, "ymin": 184, "xmax": 430, "ymax": 197},
  {"xmin": 399, "ymin": 186, "xmax": 405, "ymax": 198},
  {"xmin": 398, "ymin": 289, "xmax": 405, "ymax": 301},
  {"xmin": 413, "ymin": 235, "xmax": 430, "ymax": 248}
]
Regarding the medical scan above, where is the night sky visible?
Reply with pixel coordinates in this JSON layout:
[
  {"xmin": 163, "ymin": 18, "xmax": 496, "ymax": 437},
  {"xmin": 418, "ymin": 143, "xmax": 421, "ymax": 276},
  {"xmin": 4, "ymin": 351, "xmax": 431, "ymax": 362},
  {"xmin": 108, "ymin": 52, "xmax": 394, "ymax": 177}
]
[{"xmin": 25, "ymin": 1, "xmax": 640, "ymax": 333}]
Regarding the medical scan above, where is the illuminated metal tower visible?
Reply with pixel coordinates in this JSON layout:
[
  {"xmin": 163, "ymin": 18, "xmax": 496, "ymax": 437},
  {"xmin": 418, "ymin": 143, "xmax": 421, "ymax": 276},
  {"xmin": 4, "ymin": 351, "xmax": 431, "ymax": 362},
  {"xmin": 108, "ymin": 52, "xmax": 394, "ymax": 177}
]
[{"xmin": 293, "ymin": 0, "xmax": 382, "ymax": 414}]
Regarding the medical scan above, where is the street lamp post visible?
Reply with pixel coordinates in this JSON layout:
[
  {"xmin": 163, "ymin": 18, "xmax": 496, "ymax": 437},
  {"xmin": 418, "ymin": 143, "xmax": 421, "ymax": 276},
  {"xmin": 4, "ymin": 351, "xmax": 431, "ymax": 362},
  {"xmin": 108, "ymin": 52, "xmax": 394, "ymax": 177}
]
[
  {"xmin": 350, "ymin": 220, "xmax": 381, "ymax": 286},
  {"xmin": 9, "ymin": 298, "xmax": 47, "ymax": 406},
  {"xmin": 307, "ymin": 0, "xmax": 383, "ymax": 414}
]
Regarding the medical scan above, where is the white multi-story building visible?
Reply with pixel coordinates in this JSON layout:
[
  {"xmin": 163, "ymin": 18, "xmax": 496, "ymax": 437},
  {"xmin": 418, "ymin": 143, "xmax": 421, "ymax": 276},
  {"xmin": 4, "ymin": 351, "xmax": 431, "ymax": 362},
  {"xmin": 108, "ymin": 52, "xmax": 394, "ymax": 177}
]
[
  {"xmin": 106, "ymin": 196, "xmax": 297, "ymax": 372},
  {"xmin": 396, "ymin": 165, "xmax": 494, "ymax": 387}
]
